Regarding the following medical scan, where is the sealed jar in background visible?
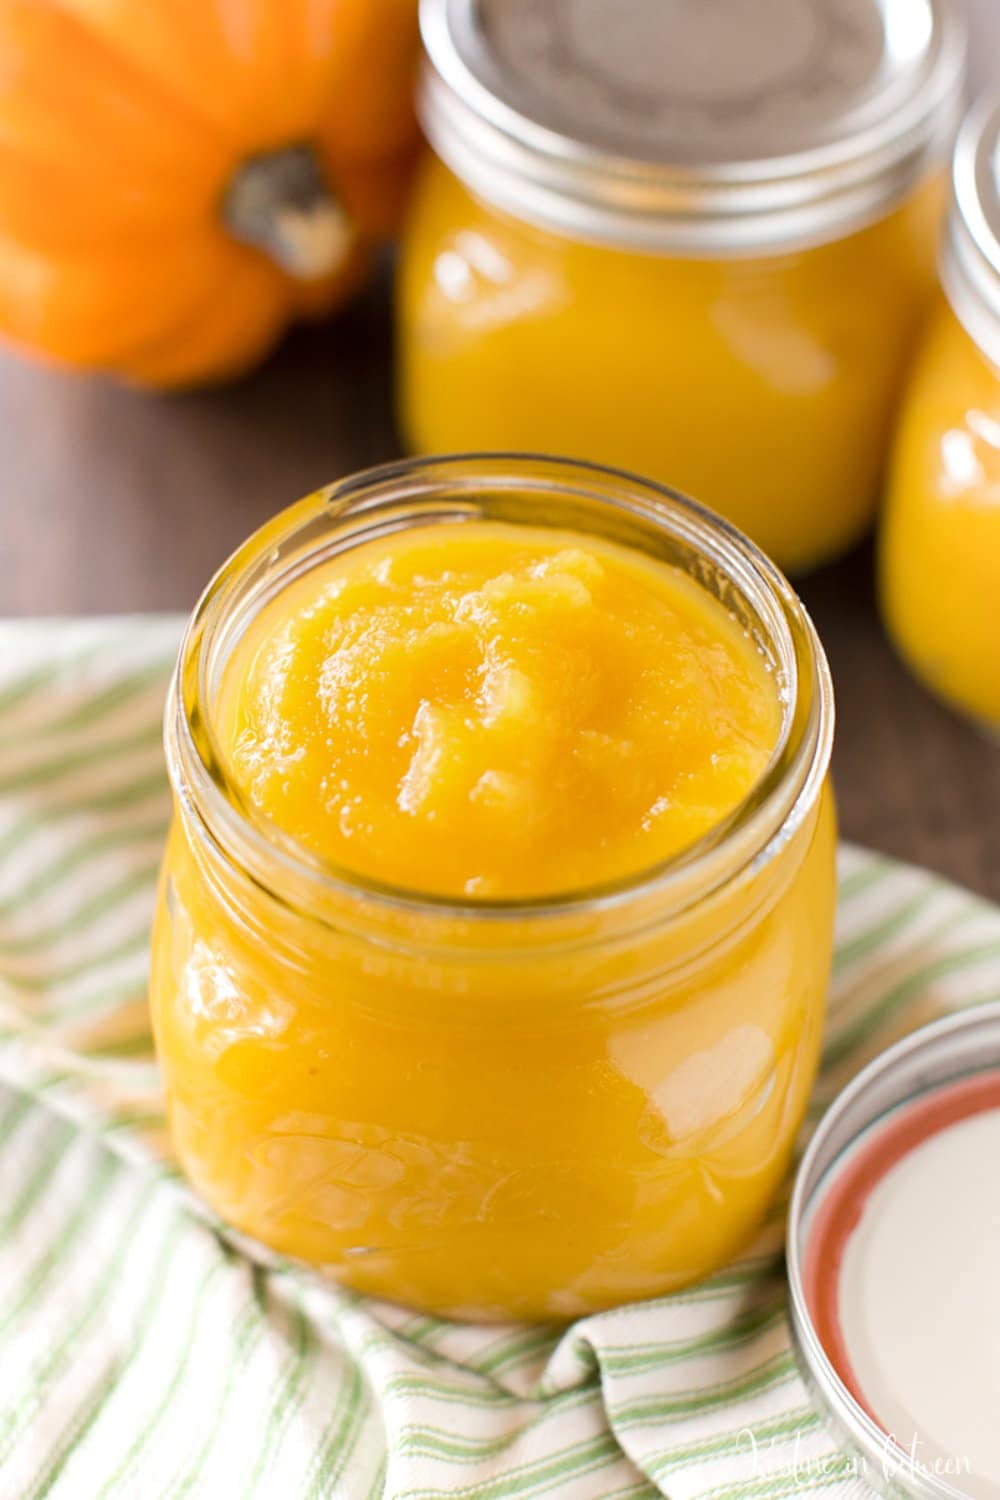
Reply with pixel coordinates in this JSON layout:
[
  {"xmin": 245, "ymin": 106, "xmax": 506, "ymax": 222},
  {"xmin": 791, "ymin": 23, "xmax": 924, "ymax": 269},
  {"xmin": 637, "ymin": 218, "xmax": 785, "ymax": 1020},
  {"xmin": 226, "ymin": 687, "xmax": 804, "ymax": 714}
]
[
  {"xmin": 398, "ymin": 0, "xmax": 965, "ymax": 573},
  {"xmin": 880, "ymin": 98, "xmax": 1000, "ymax": 731},
  {"xmin": 150, "ymin": 455, "xmax": 836, "ymax": 1322}
]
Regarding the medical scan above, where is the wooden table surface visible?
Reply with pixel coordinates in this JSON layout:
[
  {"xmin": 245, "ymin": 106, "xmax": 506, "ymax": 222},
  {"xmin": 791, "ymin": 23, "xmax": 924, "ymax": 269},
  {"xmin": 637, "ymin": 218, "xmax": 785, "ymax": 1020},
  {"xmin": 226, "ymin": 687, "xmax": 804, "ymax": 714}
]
[{"xmin": 1, "ymin": 0, "xmax": 998, "ymax": 902}]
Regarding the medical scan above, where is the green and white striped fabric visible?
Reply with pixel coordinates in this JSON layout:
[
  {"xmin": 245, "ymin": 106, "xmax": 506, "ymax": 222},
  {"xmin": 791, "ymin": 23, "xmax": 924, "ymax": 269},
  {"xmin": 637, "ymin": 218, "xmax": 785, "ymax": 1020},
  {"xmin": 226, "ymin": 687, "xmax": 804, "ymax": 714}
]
[{"xmin": 1, "ymin": 617, "xmax": 998, "ymax": 1500}]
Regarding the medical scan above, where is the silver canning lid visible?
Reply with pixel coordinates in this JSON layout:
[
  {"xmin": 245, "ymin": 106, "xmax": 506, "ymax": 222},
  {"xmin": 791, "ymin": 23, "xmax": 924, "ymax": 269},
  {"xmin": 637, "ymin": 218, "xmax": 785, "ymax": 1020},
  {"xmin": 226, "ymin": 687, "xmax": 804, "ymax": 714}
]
[
  {"xmin": 787, "ymin": 1002, "xmax": 1000, "ymax": 1500},
  {"xmin": 419, "ymin": 0, "xmax": 967, "ymax": 255},
  {"xmin": 942, "ymin": 97, "xmax": 1000, "ymax": 369}
]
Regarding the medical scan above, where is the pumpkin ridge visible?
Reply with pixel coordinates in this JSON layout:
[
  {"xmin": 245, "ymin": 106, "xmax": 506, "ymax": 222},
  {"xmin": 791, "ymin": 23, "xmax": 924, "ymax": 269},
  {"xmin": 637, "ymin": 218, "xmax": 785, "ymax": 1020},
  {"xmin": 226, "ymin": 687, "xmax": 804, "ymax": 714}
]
[
  {"xmin": 0, "ymin": 140, "xmax": 210, "ymax": 253},
  {"xmin": 0, "ymin": 226, "xmax": 263, "ymax": 370},
  {"xmin": 41, "ymin": 0, "xmax": 235, "ymax": 151},
  {"xmin": 118, "ymin": 252, "xmax": 290, "ymax": 386}
]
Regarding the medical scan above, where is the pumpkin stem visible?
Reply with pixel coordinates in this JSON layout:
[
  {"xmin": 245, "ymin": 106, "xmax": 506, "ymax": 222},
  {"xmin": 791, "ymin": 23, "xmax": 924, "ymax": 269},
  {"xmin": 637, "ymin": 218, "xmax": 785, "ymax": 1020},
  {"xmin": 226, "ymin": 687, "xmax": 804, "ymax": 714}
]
[{"xmin": 223, "ymin": 145, "xmax": 353, "ymax": 282}]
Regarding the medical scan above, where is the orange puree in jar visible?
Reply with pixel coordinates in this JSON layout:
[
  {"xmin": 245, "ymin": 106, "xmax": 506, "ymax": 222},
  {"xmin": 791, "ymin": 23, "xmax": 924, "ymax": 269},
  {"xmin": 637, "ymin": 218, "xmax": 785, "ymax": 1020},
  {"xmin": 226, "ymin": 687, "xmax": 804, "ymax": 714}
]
[
  {"xmin": 151, "ymin": 457, "xmax": 836, "ymax": 1321},
  {"xmin": 218, "ymin": 525, "xmax": 781, "ymax": 899},
  {"xmin": 880, "ymin": 100, "xmax": 1000, "ymax": 730},
  {"xmin": 397, "ymin": 0, "xmax": 965, "ymax": 572},
  {"xmin": 881, "ymin": 302, "xmax": 1000, "ymax": 728},
  {"xmin": 399, "ymin": 167, "xmax": 944, "ymax": 573}
]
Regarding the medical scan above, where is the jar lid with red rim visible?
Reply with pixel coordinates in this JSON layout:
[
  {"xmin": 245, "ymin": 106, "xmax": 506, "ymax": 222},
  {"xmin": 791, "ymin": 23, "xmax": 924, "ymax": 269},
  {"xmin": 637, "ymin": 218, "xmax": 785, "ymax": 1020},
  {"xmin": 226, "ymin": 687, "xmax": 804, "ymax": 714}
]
[{"xmin": 788, "ymin": 1001, "xmax": 1000, "ymax": 1500}]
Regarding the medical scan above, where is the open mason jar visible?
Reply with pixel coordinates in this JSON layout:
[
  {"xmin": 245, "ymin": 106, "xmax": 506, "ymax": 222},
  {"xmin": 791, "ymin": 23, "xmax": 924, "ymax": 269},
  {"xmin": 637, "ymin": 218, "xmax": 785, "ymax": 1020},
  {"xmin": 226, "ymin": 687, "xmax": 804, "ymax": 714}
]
[
  {"xmin": 397, "ymin": 0, "xmax": 965, "ymax": 573},
  {"xmin": 151, "ymin": 455, "xmax": 836, "ymax": 1322},
  {"xmin": 880, "ymin": 97, "xmax": 1000, "ymax": 731}
]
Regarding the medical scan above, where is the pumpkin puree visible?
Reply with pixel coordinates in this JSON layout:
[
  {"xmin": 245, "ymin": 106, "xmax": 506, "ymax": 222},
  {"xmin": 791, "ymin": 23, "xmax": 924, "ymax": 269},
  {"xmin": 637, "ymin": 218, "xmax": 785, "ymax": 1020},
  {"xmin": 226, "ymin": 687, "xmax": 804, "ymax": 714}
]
[{"xmin": 217, "ymin": 522, "xmax": 781, "ymax": 898}]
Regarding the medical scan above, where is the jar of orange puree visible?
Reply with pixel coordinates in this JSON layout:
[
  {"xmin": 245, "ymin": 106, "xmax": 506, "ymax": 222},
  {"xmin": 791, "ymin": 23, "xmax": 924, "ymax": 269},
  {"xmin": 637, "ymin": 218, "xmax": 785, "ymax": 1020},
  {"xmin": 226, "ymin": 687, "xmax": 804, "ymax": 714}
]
[
  {"xmin": 398, "ymin": 0, "xmax": 966, "ymax": 573},
  {"xmin": 151, "ymin": 455, "xmax": 836, "ymax": 1322},
  {"xmin": 880, "ymin": 98, "xmax": 1000, "ymax": 730}
]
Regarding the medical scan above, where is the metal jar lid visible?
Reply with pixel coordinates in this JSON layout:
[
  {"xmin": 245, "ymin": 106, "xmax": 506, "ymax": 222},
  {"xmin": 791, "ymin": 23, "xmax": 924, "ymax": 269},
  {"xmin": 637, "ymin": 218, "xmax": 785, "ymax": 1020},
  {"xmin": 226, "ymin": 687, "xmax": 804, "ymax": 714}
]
[
  {"xmin": 942, "ymin": 97, "xmax": 1000, "ymax": 370},
  {"xmin": 787, "ymin": 1002, "xmax": 1000, "ymax": 1500},
  {"xmin": 418, "ymin": 0, "xmax": 967, "ymax": 256}
]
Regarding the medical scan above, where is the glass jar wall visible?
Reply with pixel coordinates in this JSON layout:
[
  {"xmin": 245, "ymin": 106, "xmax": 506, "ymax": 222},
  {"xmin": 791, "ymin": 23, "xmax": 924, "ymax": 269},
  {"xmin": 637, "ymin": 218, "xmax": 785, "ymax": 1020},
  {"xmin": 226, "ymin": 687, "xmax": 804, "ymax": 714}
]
[
  {"xmin": 397, "ymin": 0, "xmax": 965, "ymax": 573},
  {"xmin": 400, "ymin": 167, "xmax": 945, "ymax": 574},
  {"xmin": 150, "ymin": 456, "xmax": 836, "ymax": 1322},
  {"xmin": 880, "ymin": 99, "xmax": 1000, "ymax": 730}
]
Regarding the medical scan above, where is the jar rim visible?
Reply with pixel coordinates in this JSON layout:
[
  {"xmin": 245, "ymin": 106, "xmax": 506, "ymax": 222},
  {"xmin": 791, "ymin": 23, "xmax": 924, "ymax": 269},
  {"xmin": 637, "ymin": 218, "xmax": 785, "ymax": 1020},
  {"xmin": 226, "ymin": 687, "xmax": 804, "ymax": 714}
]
[
  {"xmin": 166, "ymin": 454, "xmax": 834, "ymax": 930},
  {"xmin": 417, "ymin": 0, "xmax": 965, "ymax": 256}
]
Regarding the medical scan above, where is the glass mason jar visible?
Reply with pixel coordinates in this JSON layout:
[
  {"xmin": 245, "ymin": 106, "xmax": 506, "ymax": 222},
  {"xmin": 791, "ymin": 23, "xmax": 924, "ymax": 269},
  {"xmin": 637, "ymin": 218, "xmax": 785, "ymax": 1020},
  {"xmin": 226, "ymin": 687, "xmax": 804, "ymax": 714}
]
[
  {"xmin": 151, "ymin": 455, "xmax": 837, "ymax": 1322},
  {"xmin": 880, "ymin": 98, "xmax": 1000, "ymax": 730},
  {"xmin": 397, "ymin": 0, "xmax": 965, "ymax": 574}
]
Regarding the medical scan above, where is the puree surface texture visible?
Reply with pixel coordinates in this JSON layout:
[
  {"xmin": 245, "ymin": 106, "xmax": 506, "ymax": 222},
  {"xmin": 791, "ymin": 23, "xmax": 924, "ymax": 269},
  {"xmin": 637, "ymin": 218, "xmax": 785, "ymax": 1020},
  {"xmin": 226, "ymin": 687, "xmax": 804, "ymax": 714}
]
[{"xmin": 217, "ymin": 523, "xmax": 781, "ymax": 898}]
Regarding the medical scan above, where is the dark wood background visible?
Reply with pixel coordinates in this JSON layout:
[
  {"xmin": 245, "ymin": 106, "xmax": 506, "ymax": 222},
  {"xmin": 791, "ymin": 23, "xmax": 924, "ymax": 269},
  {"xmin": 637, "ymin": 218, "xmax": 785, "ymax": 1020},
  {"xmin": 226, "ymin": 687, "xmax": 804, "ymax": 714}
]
[{"xmin": 1, "ymin": 1, "xmax": 997, "ymax": 901}]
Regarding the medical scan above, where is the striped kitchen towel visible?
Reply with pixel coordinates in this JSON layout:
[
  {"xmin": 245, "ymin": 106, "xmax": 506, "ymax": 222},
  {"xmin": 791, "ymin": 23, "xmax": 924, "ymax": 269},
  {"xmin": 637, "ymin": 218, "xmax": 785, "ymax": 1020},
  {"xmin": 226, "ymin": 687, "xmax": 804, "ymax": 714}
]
[{"xmin": 0, "ymin": 616, "xmax": 998, "ymax": 1500}]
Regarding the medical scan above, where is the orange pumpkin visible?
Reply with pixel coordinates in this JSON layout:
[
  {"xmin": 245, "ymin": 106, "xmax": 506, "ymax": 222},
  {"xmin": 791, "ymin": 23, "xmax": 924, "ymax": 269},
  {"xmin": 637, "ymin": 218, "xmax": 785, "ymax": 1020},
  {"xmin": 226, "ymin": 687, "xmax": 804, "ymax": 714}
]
[{"xmin": 0, "ymin": 0, "xmax": 421, "ymax": 386}]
